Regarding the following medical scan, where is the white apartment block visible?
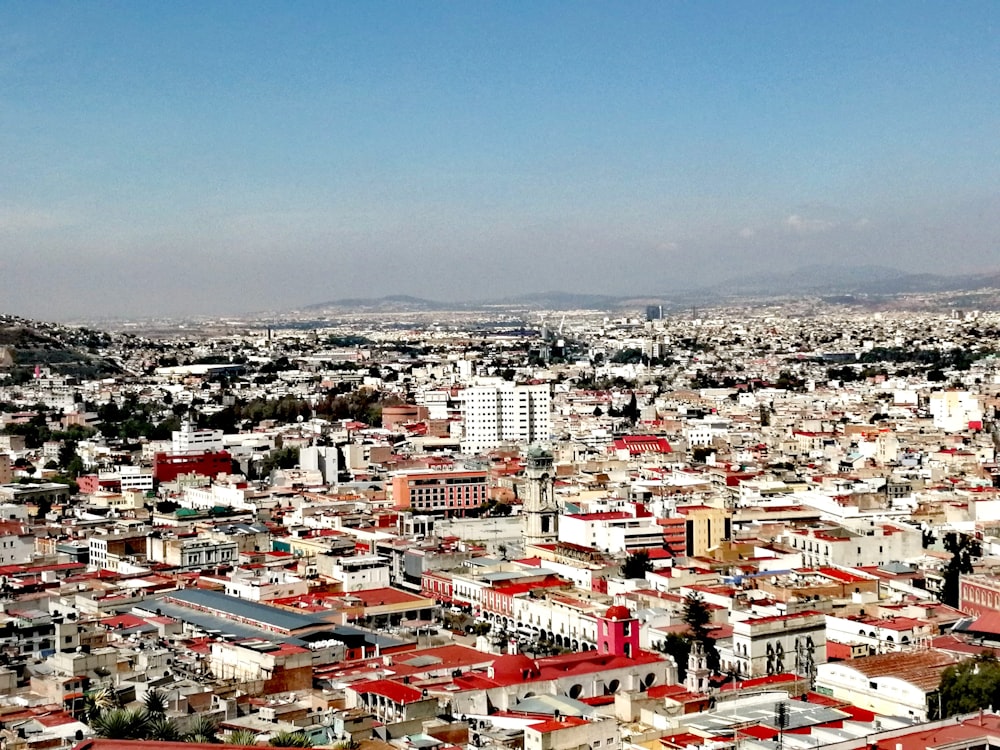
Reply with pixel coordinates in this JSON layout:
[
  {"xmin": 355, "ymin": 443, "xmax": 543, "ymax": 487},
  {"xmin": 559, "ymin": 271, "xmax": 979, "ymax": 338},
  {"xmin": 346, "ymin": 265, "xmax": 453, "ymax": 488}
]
[
  {"xmin": 928, "ymin": 389, "xmax": 983, "ymax": 432},
  {"xmin": 416, "ymin": 389, "xmax": 452, "ymax": 420},
  {"xmin": 0, "ymin": 527, "xmax": 34, "ymax": 565},
  {"xmin": 783, "ymin": 521, "xmax": 922, "ymax": 568},
  {"xmin": 224, "ymin": 568, "xmax": 309, "ymax": 601},
  {"xmin": 459, "ymin": 381, "xmax": 551, "ymax": 454},
  {"xmin": 558, "ymin": 512, "xmax": 664, "ymax": 555},
  {"xmin": 824, "ymin": 613, "xmax": 932, "ymax": 653},
  {"xmin": 318, "ymin": 555, "xmax": 391, "ymax": 592},
  {"xmin": 172, "ymin": 422, "xmax": 224, "ymax": 454},
  {"xmin": 182, "ymin": 482, "xmax": 253, "ymax": 511},
  {"xmin": 98, "ymin": 466, "xmax": 154, "ymax": 493},
  {"xmin": 683, "ymin": 417, "xmax": 730, "ymax": 448}
]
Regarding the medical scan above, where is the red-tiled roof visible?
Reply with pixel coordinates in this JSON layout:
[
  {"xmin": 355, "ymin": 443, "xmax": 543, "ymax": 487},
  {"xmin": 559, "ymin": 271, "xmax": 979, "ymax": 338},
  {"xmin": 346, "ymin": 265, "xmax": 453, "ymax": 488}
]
[
  {"xmin": 352, "ymin": 679, "xmax": 425, "ymax": 704},
  {"xmin": 564, "ymin": 511, "xmax": 632, "ymax": 521},
  {"xmin": 612, "ymin": 436, "xmax": 672, "ymax": 455},
  {"xmin": 871, "ymin": 714, "xmax": 1000, "ymax": 750},
  {"xmin": 719, "ymin": 673, "xmax": 798, "ymax": 691},
  {"xmin": 346, "ymin": 587, "xmax": 431, "ymax": 607},
  {"xmin": 528, "ymin": 717, "xmax": 589, "ymax": 733},
  {"xmin": 99, "ymin": 614, "xmax": 149, "ymax": 630}
]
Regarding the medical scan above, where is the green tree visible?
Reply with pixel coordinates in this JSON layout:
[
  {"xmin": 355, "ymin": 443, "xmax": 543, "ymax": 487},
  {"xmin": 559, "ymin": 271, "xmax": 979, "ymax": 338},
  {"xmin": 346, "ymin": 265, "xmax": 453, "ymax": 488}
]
[
  {"xmin": 622, "ymin": 392, "xmax": 639, "ymax": 424},
  {"xmin": 269, "ymin": 731, "xmax": 314, "ymax": 748},
  {"xmin": 656, "ymin": 633, "xmax": 691, "ymax": 681},
  {"xmin": 143, "ymin": 689, "xmax": 167, "ymax": 716},
  {"xmin": 683, "ymin": 592, "xmax": 711, "ymax": 641},
  {"xmin": 934, "ymin": 652, "xmax": 1000, "ymax": 718},
  {"xmin": 185, "ymin": 714, "xmax": 220, "ymax": 743},
  {"xmin": 91, "ymin": 708, "xmax": 151, "ymax": 740},
  {"xmin": 65, "ymin": 455, "xmax": 86, "ymax": 479},
  {"xmin": 939, "ymin": 532, "xmax": 980, "ymax": 607},
  {"xmin": 259, "ymin": 447, "xmax": 300, "ymax": 477},
  {"xmin": 683, "ymin": 592, "xmax": 721, "ymax": 673},
  {"xmin": 148, "ymin": 716, "xmax": 184, "ymax": 742},
  {"xmin": 227, "ymin": 729, "xmax": 261, "ymax": 746},
  {"xmin": 620, "ymin": 550, "xmax": 653, "ymax": 579},
  {"xmin": 81, "ymin": 694, "xmax": 103, "ymax": 723}
]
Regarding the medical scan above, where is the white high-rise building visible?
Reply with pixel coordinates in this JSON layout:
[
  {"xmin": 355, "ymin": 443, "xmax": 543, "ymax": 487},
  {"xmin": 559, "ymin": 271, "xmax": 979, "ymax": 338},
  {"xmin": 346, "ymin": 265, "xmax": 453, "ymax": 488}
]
[
  {"xmin": 299, "ymin": 445, "xmax": 340, "ymax": 484},
  {"xmin": 458, "ymin": 382, "xmax": 551, "ymax": 454},
  {"xmin": 172, "ymin": 422, "xmax": 224, "ymax": 455}
]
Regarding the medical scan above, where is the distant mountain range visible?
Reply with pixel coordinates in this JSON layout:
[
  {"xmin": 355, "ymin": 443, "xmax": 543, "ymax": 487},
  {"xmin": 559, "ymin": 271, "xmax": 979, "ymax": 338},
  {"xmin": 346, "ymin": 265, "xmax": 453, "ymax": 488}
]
[
  {"xmin": 710, "ymin": 264, "xmax": 1000, "ymax": 298},
  {"xmin": 303, "ymin": 265, "xmax": 1000, "ymax": 313}
]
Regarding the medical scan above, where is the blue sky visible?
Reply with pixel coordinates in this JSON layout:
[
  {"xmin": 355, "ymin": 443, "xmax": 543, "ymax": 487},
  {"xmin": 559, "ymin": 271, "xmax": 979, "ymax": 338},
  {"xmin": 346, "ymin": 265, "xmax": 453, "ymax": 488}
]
[{"xmin": 1, "ymin": 1, "xmax": 998, "ymax": 318}]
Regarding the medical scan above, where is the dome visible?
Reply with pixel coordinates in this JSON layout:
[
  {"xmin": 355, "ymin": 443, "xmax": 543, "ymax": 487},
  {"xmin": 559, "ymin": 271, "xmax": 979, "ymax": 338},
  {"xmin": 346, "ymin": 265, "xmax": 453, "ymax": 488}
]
[
  {"xmin": 490, "ymin": 653, "xmax": 539, "ymax": 681},
  {"xmin": 604, "ymin": 605, "xmax": 632, "ymax": 621}
]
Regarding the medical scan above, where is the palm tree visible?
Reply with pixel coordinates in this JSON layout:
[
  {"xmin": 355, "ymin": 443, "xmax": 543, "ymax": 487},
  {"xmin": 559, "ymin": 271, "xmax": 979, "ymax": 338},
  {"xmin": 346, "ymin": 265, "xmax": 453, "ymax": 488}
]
[
  {"xmin": 91, "ymin": 708, "xmax": 151, "ymax": 740},
  {"xmin": 185, "ymin": 714, "xmax": 220, "ymax": 744},
  {"xmin": 226, "ymin": 729, "xmax": 261, "ymax": 746},
  {"xmin": 81, "ymin": 694, "xmax": 103, "ymax": 724},
  {"xmin": 147, "ymin": 716, "xmax": 184, "ymax": 742},
  {"xmin": 144, "ymin": 689, "xmax": 168, "ymax": 716},
  {"xmin": 92, "ymin": 686, "xmax": 122, "ymax": 713},
  {"xmin": 269, "ymin": 731, "xmax": 313, "ymax": 748}
]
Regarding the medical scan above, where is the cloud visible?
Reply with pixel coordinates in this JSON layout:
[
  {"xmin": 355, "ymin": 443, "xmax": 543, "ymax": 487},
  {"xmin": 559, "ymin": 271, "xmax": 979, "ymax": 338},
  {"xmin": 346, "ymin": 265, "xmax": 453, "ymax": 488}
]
[
  {"xmin": 736, "ymin": 207, "xmax": 862, "ymax": 241},
  {"xmin": 784, "ymin": 214, "xmax": 835, "ymax": 234}
]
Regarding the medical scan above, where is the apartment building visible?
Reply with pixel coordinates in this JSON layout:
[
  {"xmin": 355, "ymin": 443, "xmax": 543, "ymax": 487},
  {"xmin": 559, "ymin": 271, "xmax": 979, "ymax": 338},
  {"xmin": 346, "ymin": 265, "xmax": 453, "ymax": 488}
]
[
  {"xmin": 459, "ymin": 381, "xmax": 551, "ymax": 453},
  {"xmin": 389, "ymin": 469, "xmax": 489, "ymax": 516}
]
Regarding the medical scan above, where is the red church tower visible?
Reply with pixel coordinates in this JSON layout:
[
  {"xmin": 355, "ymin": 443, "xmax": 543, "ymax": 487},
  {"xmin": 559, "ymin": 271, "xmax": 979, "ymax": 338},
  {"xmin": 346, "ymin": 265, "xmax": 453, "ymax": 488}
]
[{"xmin": 598, "ymin": 605, "xmax": 639, "ymax": 658}]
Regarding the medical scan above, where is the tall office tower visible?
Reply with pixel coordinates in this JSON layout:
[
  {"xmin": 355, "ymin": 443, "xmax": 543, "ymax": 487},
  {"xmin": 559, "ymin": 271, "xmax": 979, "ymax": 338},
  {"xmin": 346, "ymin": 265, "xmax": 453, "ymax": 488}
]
[{"xmin": 458, "ymin": 382, "xmax": 551, "ymax": 454}]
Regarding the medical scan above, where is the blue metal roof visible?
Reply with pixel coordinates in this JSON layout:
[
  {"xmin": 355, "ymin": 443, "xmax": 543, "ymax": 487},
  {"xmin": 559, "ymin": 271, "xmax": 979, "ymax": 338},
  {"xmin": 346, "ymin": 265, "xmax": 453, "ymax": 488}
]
[{"xmin": 160, "ymin": 588, "xmax": 327, "ymax": 633}]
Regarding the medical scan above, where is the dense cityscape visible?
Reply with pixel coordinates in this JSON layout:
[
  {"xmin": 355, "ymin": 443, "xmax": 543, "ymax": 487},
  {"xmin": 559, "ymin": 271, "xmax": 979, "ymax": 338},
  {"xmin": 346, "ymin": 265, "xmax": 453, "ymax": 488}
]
[
  {"xmin": 0, "ymin": 294, "xmax": 999, "ymax": 750},
  {"xmin": 3, "ymin": 3, "xmax": 998, "ymax": 750}
]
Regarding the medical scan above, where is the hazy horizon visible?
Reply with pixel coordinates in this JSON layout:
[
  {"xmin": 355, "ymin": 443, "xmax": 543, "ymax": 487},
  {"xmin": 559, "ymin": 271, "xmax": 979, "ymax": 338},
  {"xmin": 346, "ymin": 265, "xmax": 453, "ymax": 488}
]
[{"xmin": 2, "ymin": 2, "xmax": 998, "ymax": 320}]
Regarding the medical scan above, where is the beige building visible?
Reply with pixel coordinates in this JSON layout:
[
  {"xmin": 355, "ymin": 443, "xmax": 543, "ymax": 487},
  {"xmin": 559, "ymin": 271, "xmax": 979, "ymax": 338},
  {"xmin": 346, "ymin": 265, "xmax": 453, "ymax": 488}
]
[
  {"xmin": 208, "ymin": 639, "xmax": 313, "ymax": 695},
  {"xmin": 677, "ymin": 504, "xmax": 731, "ymax": 557},
  {"xmin": 89, "ymin": 529, "xmax": 148, "ymax": 572},
  {"xmin": 524, "ymin": 716, "xmax": 620, "ymax": 750},
  {"xmin": 0, "ymin": 482, "xmax": 71, "ymax": 512},
  {"xmin": 87, "ymin": 490, "xmax": 147, "ymax": 511},
  {"xmin": 147, "ymin": 534, "xmax": 238, "ymax": 570}
]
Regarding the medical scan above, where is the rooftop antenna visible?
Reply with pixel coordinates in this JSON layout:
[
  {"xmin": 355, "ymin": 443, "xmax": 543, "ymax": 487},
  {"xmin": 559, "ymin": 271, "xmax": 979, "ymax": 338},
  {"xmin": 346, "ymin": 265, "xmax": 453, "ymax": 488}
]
[{"xmin": 775, "ymin": 701, "xmax": 789, "ymax": 750}]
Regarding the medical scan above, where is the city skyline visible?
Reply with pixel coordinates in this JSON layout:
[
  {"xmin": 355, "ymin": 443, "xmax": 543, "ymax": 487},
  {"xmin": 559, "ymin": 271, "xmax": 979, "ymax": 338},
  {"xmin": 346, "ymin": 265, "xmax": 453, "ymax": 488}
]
[{"xmin": 1, "ymin": 1, "xmax": 998, "ymax": 319}]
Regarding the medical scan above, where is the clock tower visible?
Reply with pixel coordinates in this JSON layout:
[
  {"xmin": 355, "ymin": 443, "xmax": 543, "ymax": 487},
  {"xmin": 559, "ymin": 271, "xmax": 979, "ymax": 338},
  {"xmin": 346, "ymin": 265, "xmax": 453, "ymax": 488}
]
[{"xmin": 523, "ymin": 447, "xmax": 558, "ymax": 547}]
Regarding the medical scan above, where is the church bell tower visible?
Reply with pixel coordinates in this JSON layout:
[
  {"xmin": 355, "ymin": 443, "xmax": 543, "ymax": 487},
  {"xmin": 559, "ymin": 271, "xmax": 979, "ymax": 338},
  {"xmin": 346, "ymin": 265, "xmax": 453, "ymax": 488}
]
[{"xmin": 523, "ymin": 447, "xmax": 558, "ymax": 547}]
